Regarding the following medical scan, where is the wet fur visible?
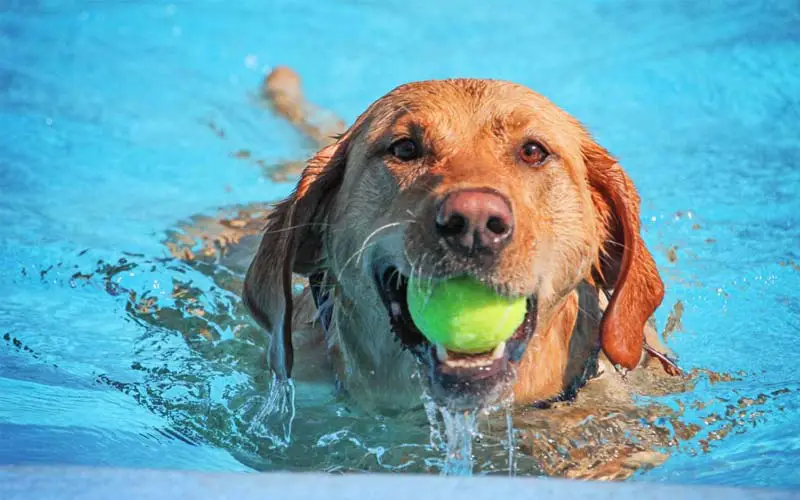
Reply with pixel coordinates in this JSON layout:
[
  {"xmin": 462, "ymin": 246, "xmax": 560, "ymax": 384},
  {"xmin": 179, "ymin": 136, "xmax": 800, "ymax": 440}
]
[{"xmin": 243, "ymin": 67, "xmax": 672, "ymax": 412}]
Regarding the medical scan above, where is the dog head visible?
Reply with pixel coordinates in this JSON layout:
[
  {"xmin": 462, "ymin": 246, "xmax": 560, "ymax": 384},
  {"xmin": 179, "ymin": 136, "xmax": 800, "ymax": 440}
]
[{"xmin": 243, "ymin": 79, "xmax": 663, "ymax": 410}]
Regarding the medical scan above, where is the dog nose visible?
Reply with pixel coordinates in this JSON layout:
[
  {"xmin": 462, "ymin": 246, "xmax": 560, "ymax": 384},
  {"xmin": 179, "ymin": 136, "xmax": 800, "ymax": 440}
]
[{"xmin": 436, "ymin": 189, "xmax": 513, "ymax": 255}]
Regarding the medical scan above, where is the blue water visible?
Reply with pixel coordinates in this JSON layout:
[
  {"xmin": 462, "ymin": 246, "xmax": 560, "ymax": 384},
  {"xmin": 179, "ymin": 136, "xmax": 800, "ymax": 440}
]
[{"xmin": 1, "ymin": 0, "xmax": 799, "ymax": 488}]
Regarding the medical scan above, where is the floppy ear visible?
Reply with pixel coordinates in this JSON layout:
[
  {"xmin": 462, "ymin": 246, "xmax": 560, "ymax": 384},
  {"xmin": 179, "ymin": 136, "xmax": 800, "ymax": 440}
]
[
  {"xmin": 242, "ymin": 137, "xmax": 350, "ymax": 380},
  {"xmin": 584, "ymin": 141, "xmax": 665, "ymax": 371}
]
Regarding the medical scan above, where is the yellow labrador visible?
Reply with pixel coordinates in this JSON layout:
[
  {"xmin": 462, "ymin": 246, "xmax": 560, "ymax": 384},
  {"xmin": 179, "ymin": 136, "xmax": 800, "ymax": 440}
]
[{"xmin": 242, "ymin": 67, "xmax": 680, "ymax": 413}]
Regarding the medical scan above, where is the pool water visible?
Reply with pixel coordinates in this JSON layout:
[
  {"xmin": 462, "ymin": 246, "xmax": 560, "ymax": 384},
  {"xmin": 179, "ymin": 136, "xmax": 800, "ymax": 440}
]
[{"xmin": 1, "ymin": 0, "xmax": 799, "ymax": 488}]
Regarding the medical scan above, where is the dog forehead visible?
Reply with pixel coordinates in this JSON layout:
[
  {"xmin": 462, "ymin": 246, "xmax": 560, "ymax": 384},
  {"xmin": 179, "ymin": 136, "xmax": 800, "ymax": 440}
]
[
  {"xmin": 362, "ymin": 79, "xmax": 580, "ymax": 140},
  {"xmin": 387, "ymin": 78, "xmax": 530, "ymax": 104}
]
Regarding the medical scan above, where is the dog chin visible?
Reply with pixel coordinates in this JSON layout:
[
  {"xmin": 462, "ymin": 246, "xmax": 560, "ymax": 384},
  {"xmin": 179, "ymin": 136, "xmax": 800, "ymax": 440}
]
[{"xmin": 372, "ymin": 263, "xmax": 538, "ymax": 410}]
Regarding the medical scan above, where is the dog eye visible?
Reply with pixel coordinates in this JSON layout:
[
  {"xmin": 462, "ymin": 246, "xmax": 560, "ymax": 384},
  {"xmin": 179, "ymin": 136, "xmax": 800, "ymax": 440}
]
[
  {"xmin": 519, "ymin": 141, "xmax": 549, "ymax": 165},
  {"xmin": 388, "ymin": 138, "xmax": 421, "ymax": 161}
]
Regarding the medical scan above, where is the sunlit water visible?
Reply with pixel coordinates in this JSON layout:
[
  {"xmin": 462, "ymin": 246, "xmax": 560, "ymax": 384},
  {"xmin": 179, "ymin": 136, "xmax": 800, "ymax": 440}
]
[{"xmin": 1, "ymin": 0, "xmax": 799, "ymax": 489}]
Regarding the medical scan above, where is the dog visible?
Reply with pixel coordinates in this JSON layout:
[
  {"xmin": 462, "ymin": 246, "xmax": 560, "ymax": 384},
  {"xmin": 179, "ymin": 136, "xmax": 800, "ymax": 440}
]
[
  {"xmin": 134, "ymin": 67, "xmax": 775, "ymax": 479},
  {"xmin": 241, "ymin": 66, "xmax": 681, "ymax": 413}
]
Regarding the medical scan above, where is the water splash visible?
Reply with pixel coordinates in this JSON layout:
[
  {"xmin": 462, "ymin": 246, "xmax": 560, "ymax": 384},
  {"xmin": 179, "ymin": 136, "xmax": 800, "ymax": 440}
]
[
  {"xmin": 420, "ymin": 390, "xmax": 526, "ymax": 476},
  {"xmin": 421, "ymin": 392, "xmax": 445, "ymax": 451},
  {"xmin": 243, "ymin": 373, "xmax": 296, "ymax": 448},
  {"xmin": 421, "ymin": 392, "xmax": 478, "ymax": 476},
  {"xmin": 439, "ymin": 407, "xmax": 478, "ymax": 476},
  {"xmin": 505, "ymin": 407, "xmax": 517, "ymax": 476}
]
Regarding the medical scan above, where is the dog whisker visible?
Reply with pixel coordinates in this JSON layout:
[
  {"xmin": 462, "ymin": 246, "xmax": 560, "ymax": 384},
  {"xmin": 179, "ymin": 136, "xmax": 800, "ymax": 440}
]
[
  {"xmin": 356, "ymin": 222, "xmax": 405, "ymax": 265},
  {"xmin": 260, "ymin": 221, "xmax": 333, "ymax": 235},
  {"xmin": 335, "ymin": 241, "xmax": 380, "ymax": 284},
  {"xmin": 392, "ymin": 267, "xmax": 403, "ymax": 292},
  {"xmin": 333, "ymin": 220, "xmax": 415, "ymax": 284}
]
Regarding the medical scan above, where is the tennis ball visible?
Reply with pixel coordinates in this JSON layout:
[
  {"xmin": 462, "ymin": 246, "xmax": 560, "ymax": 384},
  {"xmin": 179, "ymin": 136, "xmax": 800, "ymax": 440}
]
[{"xmin": 406, "ymin": 276, "xmax": 526, "ymax": 354}]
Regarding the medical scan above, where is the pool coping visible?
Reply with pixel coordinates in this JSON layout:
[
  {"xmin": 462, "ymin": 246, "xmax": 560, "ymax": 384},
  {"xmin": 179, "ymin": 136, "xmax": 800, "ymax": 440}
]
[{"xmin": 1, "ymin": 466, "xmax": 797, "ymax": 500}]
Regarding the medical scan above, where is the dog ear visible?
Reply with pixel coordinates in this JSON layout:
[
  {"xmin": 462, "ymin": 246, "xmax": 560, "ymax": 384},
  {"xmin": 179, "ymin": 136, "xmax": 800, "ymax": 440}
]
[
  {"xmin": 242, "ymin": 134, "xmax": 352, "ymax": 380},
  {"xmin": 584, "ymin": 140, "xmax": 665, "ymax": 370}
]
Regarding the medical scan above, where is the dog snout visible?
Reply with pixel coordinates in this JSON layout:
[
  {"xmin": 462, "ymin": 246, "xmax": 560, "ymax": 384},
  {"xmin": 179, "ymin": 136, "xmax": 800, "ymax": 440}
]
[{"xmin": 435, "ymin": 189, "xmax": 513, "ymax": 256}]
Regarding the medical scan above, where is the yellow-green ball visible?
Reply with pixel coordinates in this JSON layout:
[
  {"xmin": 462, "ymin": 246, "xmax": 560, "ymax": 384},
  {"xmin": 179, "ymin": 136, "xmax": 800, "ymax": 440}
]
[{"xmin": 406, "ymin": 276, "xmax": 526, "ymax": 354}]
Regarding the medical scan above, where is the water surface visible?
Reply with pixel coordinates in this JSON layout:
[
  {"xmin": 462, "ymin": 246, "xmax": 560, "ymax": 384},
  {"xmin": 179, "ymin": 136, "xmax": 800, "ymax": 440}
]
[{"xmin": 1, "ymin": 0, "xmax": 799, "ymax": 488}]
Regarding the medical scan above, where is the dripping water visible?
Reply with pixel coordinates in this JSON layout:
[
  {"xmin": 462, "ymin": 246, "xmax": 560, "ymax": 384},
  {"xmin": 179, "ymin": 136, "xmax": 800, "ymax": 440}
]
[
  {"xmin": 244, "ymin": 372, "xmax": 296, "ymax": 448},
  {"xmin": 506, "ymin": 406, "xmax": 517, "ymax": 476},
  {"xmin": 421, "ymin": 390, "xmax": 519, "ymax": 476}
]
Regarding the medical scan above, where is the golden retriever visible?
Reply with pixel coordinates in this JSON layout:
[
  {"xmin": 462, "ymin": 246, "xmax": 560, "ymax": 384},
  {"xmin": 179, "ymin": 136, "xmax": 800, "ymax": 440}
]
[{"xmin": 240, "ymin": 66, "xmax": 681, "ymax": 413}]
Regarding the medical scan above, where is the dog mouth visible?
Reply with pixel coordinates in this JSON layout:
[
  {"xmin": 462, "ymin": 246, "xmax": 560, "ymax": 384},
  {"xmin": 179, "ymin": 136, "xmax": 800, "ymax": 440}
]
[{"xmin": 373, "ymin": 264, "xmax": 538, "ymax": 409}]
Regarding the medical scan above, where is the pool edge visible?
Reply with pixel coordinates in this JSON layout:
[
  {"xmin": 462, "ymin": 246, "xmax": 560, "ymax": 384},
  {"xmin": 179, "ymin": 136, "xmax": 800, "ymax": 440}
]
[{"xmin": 0, "ymin": 466, "xmax": 797, "ymax": 499}]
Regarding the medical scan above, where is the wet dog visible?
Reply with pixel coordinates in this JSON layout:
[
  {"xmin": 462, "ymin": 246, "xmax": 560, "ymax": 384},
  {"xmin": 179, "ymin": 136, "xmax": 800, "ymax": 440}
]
[{"xmin": 242, "ymin": 67, "xmax": 681, "ymax": 413}]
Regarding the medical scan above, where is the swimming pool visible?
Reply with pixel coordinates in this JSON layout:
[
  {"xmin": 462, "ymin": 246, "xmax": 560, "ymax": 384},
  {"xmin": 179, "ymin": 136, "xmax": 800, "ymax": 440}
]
[{"xmin": 1, "ymin": 0, "xmax": 798, "ymax": 489}]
